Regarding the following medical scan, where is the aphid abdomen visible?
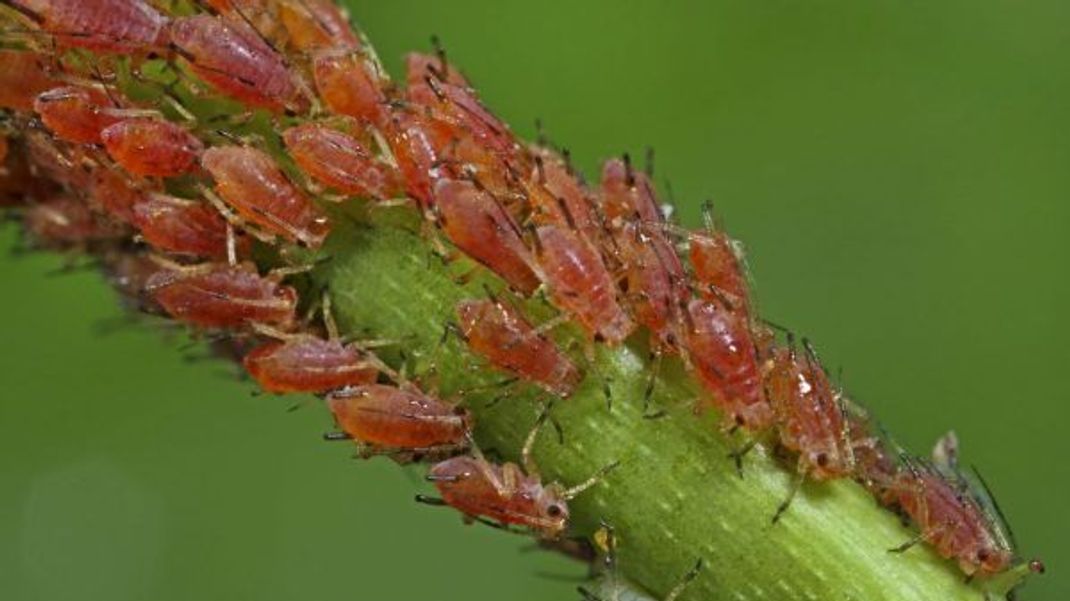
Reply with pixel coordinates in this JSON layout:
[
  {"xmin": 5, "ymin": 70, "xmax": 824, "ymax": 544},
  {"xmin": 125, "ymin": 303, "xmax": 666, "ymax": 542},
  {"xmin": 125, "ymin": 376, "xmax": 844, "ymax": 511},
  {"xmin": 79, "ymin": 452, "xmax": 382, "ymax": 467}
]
[
  {"xmin": 282, "ymin": 124, "xmax": 402, "ymax": 200},
  {"xmin": 132, "ymin": 195, "xmax": 239, "ymax": 259},
  {"xmin": 385, "ymin": 111, "xmax": 454, "ymax": 208},
  {"xmin": 313, "ymin": 49, "xmax": 389, "ymax": 127},
  {"xmin": 535, "ymin": 224, "xmax": 635, "ymax": 344},
  {"xmin": 277, "ymin": 0, "xmax": 360, "ymax": 51},
  {"xmin": 146, "ymin": 262, "xmax": 298, "ymax": 330},
  {"xmin": 34, "ymin": 86, "xmax": 125, "ymax": 145},
  {"xmin": 617, "ymin": 224, "xmax": 686, "ymax": 348},
  {"xmin": 433, "ymin": 179, "xmax": 542, "ymax": 295},
  {"xmin": 169, "ymin": 15, "xmax": 304, "ymax": 113},
  {"xmin": 101, "ymin": 119, "xmax": 204, "ymax": 178},
  {"xmin": 0, "ymin": 50, "xmax": 56, "ymax": 111},
  {"xmin": 690, "ymin": 231, "xmax": 751, "ymax": 315},
  {"xmin": 599, "ymin": 158, "xmax": 662, "ymax": 226},
  {"xmin": 326, "ymin": 384, "xmax": 470, "ymax": 451},
  {"xmin": 243, "ymin": 338, "xmax": 377, "ymax": 394},
  {"xmin": 88, "ymin": 169, "xmax": 154, "ymax": 225},
  {"xmin": 8, "ymin": 0, "xmax": 168, "ymax": 54},
  {"xmin": 684, "ymin": 298, "xmax": 770, "ymax": 430},
  {"xmin": 530, "ymin": 148, "xmax": 600, "ymax": 237},
  {"xmin": 456, "ymin": 299, "xmax": 582, "ymax": 397},
  {"xmin": 201, "ymin": 146, "xmax": 330, "ymax": 248}
]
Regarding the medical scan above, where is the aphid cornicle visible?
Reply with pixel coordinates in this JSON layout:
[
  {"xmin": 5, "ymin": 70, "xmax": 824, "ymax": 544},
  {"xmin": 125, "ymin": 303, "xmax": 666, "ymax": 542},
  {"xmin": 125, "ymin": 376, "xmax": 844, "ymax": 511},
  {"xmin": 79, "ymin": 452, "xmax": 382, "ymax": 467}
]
[
  {"xmin": 325, "ymin": 384, "xmax": 471, "ymax": 458},
  {"xmin": 455, "ymin": 297, "xmax": 582, "ymax": 398},
  {"xmin": 433, "ymin": 178, "xmax": 543, "ymax": 296},
  {"xmin": 282, "ymin": 123, "xmax": 403, "ymax": 201},
  {"xmin": 1, "ymin": 0, "xmax": 169, "ymax": 54},
  {"xmin": 534, "ymin": 224, "xmax": 635, "ymax": 344},
  {"xmin": 682, "ymin": 297, "xmax": 771, "ymax": 431},
  {"xmin": 145, "ymin": 261, "xmax": 299, "ymax": 330},
  {"xmin": 101, "ymin": 119, "xmax": 204, "ymax": 178},
  {"xmin": 132, "ymin": 194, "xmax": 245, "ymax": 259},
  {"xmin": 201, "ymin": 145, "xmax": 331, "ymax": 248},
  {"xmin": 169, "ymin": 15, "xmax": 307, "ymax": 113},
  {"xmin": 0, "ymin": 50, "xmax": 56, "ymax": 112}
]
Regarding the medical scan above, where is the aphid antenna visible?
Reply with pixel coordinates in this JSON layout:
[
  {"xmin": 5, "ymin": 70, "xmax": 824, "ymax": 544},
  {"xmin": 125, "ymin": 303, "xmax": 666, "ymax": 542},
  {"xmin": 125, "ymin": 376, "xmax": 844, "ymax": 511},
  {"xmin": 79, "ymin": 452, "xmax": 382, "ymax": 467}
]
[
  {"xmin": 521, "ymin": 400, "xmax": 558, "ymax": 476},
  {"xmin": 644, "ymin": 146, "xmax": 655, "ymax": 177},
  {"xmin": 621, "ymin": 152, "xmax": 635, "ymax": 187},
  {"xmin": 968, "ymin": 464, "xmax": 1019, "ymax": 552},
  {"xmin": 771, "ymin": 459, "xmax": 810, "ymax": 524},
  {"xmin": 664, "ymin": 558, "xmax": 704, "ymax": 601},
  {"xmin": 424, "ymin": 74, "xmax": 446, "ymax": 102},
  {"xmin": 563, "ymin": 459, "xmax": 621, "ymax": 501},
  {"xmin": 430, "ymin": 34, "xmax": 449, "ymax": 77}
]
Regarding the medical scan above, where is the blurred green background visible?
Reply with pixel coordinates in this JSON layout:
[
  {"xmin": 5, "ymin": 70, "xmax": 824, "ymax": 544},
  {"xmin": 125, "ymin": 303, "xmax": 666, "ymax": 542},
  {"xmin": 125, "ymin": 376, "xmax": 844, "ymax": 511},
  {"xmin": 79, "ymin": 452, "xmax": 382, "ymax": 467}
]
[{"xmin": 1, "ymin": 0, "xmax": 1066, "ymax": 599}]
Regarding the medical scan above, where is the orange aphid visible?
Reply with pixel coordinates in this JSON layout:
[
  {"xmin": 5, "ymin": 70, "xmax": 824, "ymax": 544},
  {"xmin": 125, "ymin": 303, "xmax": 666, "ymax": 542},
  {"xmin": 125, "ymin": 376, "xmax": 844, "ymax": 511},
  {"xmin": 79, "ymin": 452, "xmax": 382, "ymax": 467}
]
[
  {"xmin": 689, "ymin": 205, "xmax": 751, "ymax": 315},
  {"xmin": 145, "ymin": 261, "xmax": 298, "ymax": 330},
  {"xmin": 23, "ymin": 130, "xmax": 91, "ymax": 190},
  {"xmin": 385, "ymin": 110, "xmax": 456, "ymax": 208},
  {"xmin": 88, "ymin": 168, "xmax": 153, "ymax": 225},
  {"xmin": 278, "ymin": 0, "xmax": 360, "ymax": 51},
  {"xmin": 433, "ymin": 179, "xmax": 542, "ymax": 295},
  {"xmin": 4, "ymin": 0, "xmax": 168, "ymax": 54},
  {"xmin": 764, "ymin": 341, "xmax": 854, "ymax": 481},
  {"xmin": 404, "ymin": 51, "xmax": 468, "ymax": 90},
  {"xmin": 0, "ymin": 50, "xmax": 56, "ymax": 111},
  {"xmin": 599, "ymin": 156, "xmax": 662, "ymax": 225},
  {"xmin": 23, "ymin": 195, "xmax": 121, "ymax": 247},
  {"xmin": 326, "ymin": 384, "xmax": 471, "ymax": 455},
  {"xmin": 34, "ymin": 86, "xmax": 127, "ymax": 145},
  {"xmin": 844, "ymin": 401, "xmax": 901, "ymax": 506},
  {"xmin": 244, "ymin": 336, "xmax": 378, "ymax": 395},
  {"xmin": 456, "ymin": 298, "xmax": 582, "ymax": 397},
  {"xmin": 616, "ymin": 222, "xmax": 688, "ymax": 348},
  {"xmin": 132, "ymin": 195, "xmax": 243, "ymax": 259},
  {"xmin": 535, "ymin": 224, "xmax": 635, "ymax": 344},
  {"xmin": 682, "ymin": 298, "xmax": 771, "ymax": 431},
  {"xmin": 201, "ymin": 145, "xmax": 330, "ymax": 248},
  {"xmin": 101, "ymin": 119, "xmax": 204, "ymax": 177},
  {"xmin": 282, "ymin": 123, "xmax": 402, "ymax": 200},
  {"xmin": 529, "ymin": 149, "xmax": 599, "ymax": 237},
  {"xmin": 312, "ymin": 49, "xmax": 388, "ymax": 127},
  {"xmin": 169, "ymin": 15, "xmax": 306, "ymax": 113}
]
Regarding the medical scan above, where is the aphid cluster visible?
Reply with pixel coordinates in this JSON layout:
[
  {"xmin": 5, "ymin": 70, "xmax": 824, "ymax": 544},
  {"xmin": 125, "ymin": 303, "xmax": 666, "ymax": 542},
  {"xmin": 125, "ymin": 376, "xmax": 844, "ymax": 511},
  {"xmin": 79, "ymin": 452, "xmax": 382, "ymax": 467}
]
[{"xmin": 0, "ymin": 0, "xmax": 1043, "ymax": 594}]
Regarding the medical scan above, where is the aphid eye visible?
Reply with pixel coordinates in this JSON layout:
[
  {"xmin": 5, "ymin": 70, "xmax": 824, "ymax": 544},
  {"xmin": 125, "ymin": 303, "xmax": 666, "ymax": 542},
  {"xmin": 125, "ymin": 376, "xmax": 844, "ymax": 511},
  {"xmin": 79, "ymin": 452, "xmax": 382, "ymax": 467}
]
[
  {"xmin": 546, "ymin": 503, "xmax": 564, "ymax": 518},
  {"xmin": 816, "ymin": 453, "xmax": 830, "ymax": 467},
  {"xmin": 976, "ymin": 549, "xmax": 990, "ymax": 562},
  {"xmin": 734, "ymin": 414, "xmax": 746, "ymax": 427}
]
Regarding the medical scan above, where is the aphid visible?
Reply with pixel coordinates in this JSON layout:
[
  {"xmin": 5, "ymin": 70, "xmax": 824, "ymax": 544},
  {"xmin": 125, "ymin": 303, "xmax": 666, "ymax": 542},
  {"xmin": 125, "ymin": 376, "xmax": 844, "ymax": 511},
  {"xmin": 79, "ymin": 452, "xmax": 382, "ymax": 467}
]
[
  {"xmin": 529, "ymin": 148, "xmax": 599, "ymax": 237},
  {"xmin": 689, "ymin": 202, "xmax": 751, "ymax": 315},
  {"xmin": 100, "ymin": 118, "xmax": 204, "ymax": 177},
  {"xmin": 599, "ymin": 156, "xmax": 661, "ymax": 226},
  {"xmin": 325, "ymin": 383, "xmax": 471, "ymax": 458},
  {"xmin": 22, "ymin": 195, "xmax": 122, "ymax": 248},
  {"xmin": 615, "ymin": 222, "xmax": 687, "ymax": 349},
  {"xmin": 455, "ymin": 296, "xmax": 582, "ymax": 397},
  {"xmin": 144, "ymin": 260, "xmax": 299, "ymax": 330},
  {"xmin": 682, "ymin": 297, "xmax": 771, "ymax": 431},
  {"xmin": 0, "ymin": 50, "xmax": 56, "ymax": 111},
  {"xmin": 433, "ymin": 178, "xmax": 542, "ymax": 296},
  {"xmin": 843, "ymin": 400, "xmax": 900, "ymax": 506},
  {"xmin": 101, "ymin": 252, "xmax": 162, "ymax": 310},
  {"xmin": 1, "ymin": 0, "xmax": 168, "ymax": 54},
  {"xmin": 201, "ymin": 145, "xmax": 330, "ymax": 248},
  {"xmin": 385, "ymin": 109, "xmax": 455, "ymax": 209},
  {"xmin": 23, "ymin": 129, "xmax": 92, "ymax": 190},
  {"xmin": 132, "ymin": 194, "xmax": 244, "ymax": 259},
  {"xmin": 88, "ymin": 168, "xmax": 154, "ymax": 225},
  {"xmin": 422, "ymin": 408, "xmax": 616, "ymax": 538},
  {"xmin": 535, "ymin": 224, "xmax": 635, "ymax": 344},
  {"xmin": 244, "ymin": 333, "xmax": 379, "ymax": 395},
  {"xmin": 282, "ymin": 123, "xmax": 402, "ymax": 200},
  {"xmin": 312, "ymin": 49, "xmax": 389, "ymax": 127},
  {"xmin": 277, "ymin": 0, "xmax": 360, "ymax": 51},
  {"xmin": 169, "ymin": 15, "xmax": 307, "ymax": 113},
  {"xmin": 34, "ymin": 86, "xmax": 131, "ymax": 145}
]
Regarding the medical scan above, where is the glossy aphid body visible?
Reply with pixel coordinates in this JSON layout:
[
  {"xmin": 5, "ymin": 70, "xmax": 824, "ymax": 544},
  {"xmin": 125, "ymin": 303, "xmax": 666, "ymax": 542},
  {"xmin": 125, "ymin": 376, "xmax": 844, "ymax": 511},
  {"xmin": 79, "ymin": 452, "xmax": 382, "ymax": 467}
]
[
  {"xmin": 433, "ymin": 178, "xmax": 542, "ymax": 295},
  {"xmin": 101, "ymin": 118, "xmax": 204, "ymax": 177},
  {"xmin": 384, "ymin": 108, "xmax": 455, "ymax": 209},
  {"xmin": 282, "ymin": 123, "xmax": 402, "ymax": 200},
  {"xmin": 34, "ymin": 86, "xmax": 132, "ymax": 145},
  {"xmin": 145, "ymin": 261, "xmax": 298, "ymax": 330},
  {"xmin": 169, "ymin": 14, "xmax": 307, "ymax": 113},
  {"xmin": 0, "ymin": 50, "xmax": 56, "ymax": 111},
  {"xmin": 325, "ymin": 383, "xmax": 471, "ymax": 458},
  {"xmin": 312, "ymin": 48, "xmax": 389, "ymax": 127},
  {"xmin": 244, "ymin": 335, "xmax": 379, "ymax": 394},
  {"xmin": 2, "ymin": 0, "xmax": 169, "ymax": 54},
  {"xmin": 277, "ymin": 0, "xmax": 359, "ymax": 51},
  {"xmin": 131, "ymin": 194, "xmax": 242, "ymax": 259},
  {"xmin": 201, "ymin": 145, "xmax": 330, "ymax": 248},
  {"xmin": 87, "ymin": 167, "xmax": 157, "ymax": 225},
  {"xmin": 528, "ymin": 147, "xmax": 600, "ymax": 239},
  {"xmin": 455, "ymin": 297, "xmax": 582, "ymax": 397}
]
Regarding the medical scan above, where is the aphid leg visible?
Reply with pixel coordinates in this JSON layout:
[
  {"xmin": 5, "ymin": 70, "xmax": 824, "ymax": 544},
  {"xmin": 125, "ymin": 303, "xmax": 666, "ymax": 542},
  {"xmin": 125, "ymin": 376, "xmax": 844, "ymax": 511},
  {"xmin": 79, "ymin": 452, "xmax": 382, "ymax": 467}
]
[
  {"xmin": 521, "ymin": 402, "xmax": 556, "ymax": 477},
  {"xmin": 772, "ymin": 459, "xmax": 810, "ymax": 524},
  {"xmin": 414, "ymin": 494, "xmax": 448, "ymax": 506},
  {"xmin": 727, "ymin": 430, "xmax": 770, "ymax": 478},
  {"xmin": 887, "ymin": 532, "xmax": 926, "ymax": 555},
  {"xmin": 200, "ymin": 185, "xmax": 278, "ymax": 244},
  {"xmin": 641, "ymin": 349, "xmax": 666, "ymax": 419},
  {"xmin": 664, "ymin": 558, "xmax": 704, "ymax": 601},
  {"xmin": 225, "ymin": 222, "xmax": 237, "ymax": 266}
]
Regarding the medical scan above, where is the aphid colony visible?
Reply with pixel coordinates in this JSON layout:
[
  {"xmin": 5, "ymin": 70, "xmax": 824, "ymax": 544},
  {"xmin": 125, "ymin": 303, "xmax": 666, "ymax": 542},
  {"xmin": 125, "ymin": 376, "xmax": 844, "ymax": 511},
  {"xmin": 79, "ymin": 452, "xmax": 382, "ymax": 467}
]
[{"xmin": 0, "ymin": 0, "xmax": 1043, "ymax": 592}]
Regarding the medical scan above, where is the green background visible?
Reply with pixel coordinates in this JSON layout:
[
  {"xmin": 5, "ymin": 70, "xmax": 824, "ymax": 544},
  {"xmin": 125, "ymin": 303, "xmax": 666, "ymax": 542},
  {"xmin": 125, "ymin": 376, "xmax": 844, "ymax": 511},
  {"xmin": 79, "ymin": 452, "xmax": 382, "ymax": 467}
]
[{"xmin": 1, "ymin": 0, "xmax": 1066, "ymax": 599}]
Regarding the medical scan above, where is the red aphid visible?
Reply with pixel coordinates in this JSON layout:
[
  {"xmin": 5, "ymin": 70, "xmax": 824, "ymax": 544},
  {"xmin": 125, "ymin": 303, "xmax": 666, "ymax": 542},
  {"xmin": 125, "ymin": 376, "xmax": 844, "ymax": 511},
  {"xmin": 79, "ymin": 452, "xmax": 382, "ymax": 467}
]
[
  {"xmin": 244, "ymin": 336, "xmax": 378, "ymax": 394},
  {"xmin": 616, "ymin": 222, "xmax": 688, "ymax": 348},
  {"xmin": 4, "ymin": 0, "xmax": 168, "ymax": 54},
  {"xmin": 23, "ymin": 195, "xmax": 121, "ymax": 247},
  {"xmin": 88, "ymin": 168, "xmax": 153, "ymax": 224},
  {"xmin": 282, "ymin": 123, "xmax": 402, "ymax": 200},
  {"xmin": 103, "ymin": 252, "xmax": 162, "ymax": 309},
  {"xmin": 101, "ymin": 119, "xmax": 204, "ymax": 177},
  {"xmin": 385, "ymin": 110, "xmax": 457, "ymax": 208},
  {"xmin": 0, "ymin": 50, "xmax": 56, "ymax": 111},
  {"xmin": 34, "ymin": 86, "xmax": 126, "ymax": 145},
  {"xmin": 132, "ymin": 194, "xmax": 243, "ymax": 259},
  {"xmin": 23, "ymin": 129, "xmax": 91, "ymax": 190},
  {"xmin": 456, "ymin": 298, "xmax": 582, "ymax": 397},
  {"xmin": 846, "ymin": 408, "xmax": 901, "ymax": 506},
  {"xmin": 201, "ymin": 145, "xmax": 330, "ymax": 248},
  {"xmin": 764, "ymin": 342, "xmax": 853, "ymax": 481},
  {"xmin": 690, "ymin": 227, "xmax": 751, "ymax": 315},
  {"xmin": 529, "ymin": 149, "xmax": 599, "ymax": 237},
  {"xmin": 169, "ymin": 15, "xmax": 306, "ymax": 113},
  {"xmin": 278, "ymin": 0, "xmax": 360, "ymax": 51},
  {"xmin": 145, "ymin": 261, "xmax": 298, "ymax": 330},
  {"xmin": 428, "ymin": 455, "xmax": 571, "ymax": 538},
  {"xmin": 326, "ymin": 384, "xmax": 471, "ymax": 454},
  {"xmin": 433, "ymin": 179, "xmax": 542, "ymax": 295},
  {"xmin": 404, "ymin": 51, "xmax": 468, "ymax": 90},
  {"xmin": 312, "ymin": 49, "xmax": 388, "ymax": 127},
  {"xmin": 600, "ymin": 157, "xmax": 662, "ymax": 226},
  {"xmin": 535, "ymin": 224, "xmax": 635, "ymax": 344},
  {"xmin": 682, "ymin": 298, "xmax": 771, "ymax": 430}
]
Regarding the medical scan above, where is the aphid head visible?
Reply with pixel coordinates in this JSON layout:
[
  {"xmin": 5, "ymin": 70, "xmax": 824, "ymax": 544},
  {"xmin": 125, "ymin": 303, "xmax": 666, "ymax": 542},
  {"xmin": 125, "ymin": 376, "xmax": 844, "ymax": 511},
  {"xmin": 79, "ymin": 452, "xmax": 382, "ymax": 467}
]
[
  {"xmin": 972, "ymin": 546, "xmax": 1013, "ymax": 575},
  {"xmin": 535, "ymin": 485, "xmax": 570, "ymax": 538}
]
